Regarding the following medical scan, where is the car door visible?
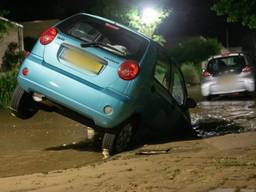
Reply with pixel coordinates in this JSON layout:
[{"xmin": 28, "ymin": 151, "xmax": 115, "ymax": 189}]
[
  {"xmin": 147, "ymin": 46, "xmax": 177, "ymax": 136},
  {"xmin": 169, "ymin": 64, "xmax": 191, "ymax": 133}
]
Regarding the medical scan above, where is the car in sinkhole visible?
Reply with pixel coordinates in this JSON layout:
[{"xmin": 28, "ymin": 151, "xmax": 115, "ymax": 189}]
[
  {"xmin": 10, "ymin": 13, "xmax": 196, "ymax": 155},
  {"xmin": 201, "ymin": 52, "xmax": 255, "ymax": 100}
]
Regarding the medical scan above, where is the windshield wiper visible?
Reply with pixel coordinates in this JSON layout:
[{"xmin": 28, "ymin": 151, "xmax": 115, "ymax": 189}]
[{"xmin": 80, "ymin": 42, "xmax": 127, "ymax": 56}]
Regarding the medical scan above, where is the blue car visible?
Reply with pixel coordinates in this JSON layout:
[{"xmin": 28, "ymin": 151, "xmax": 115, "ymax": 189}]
[{"xmin": 10, "ymin": 13, "xmax": 196, "ymax": 155}]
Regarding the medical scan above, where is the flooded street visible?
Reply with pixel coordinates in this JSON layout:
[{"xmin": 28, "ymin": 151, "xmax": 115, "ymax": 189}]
[
  {"xmin": 0, "ymin": 86, "xmax": 255, "ymax": 178},
  {"xmin": 191, "ymin": 100, "xmax": 256, "ymax": 138},
  {"xmin": 188, "ymin": 85, "xmax": 256, "ymax": 137}
]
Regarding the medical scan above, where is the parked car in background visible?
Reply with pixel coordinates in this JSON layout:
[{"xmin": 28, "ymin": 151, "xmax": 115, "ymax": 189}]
[
  {"xmin": 10, "ymin": 13, "xmax": 196, "ymax": 155},
  {"xmin": 201, "ymin": 52, "xmax": 255, "ymax": 99}
]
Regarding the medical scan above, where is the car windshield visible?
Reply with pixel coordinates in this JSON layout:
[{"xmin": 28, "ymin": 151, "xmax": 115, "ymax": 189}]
[
  {"xmin": 207, "ymin": 55, "xmax": 246, "ymax": 74},
  {"xmin": 56, "ymin": 14, "xmax": 149, "ymax": 61}
]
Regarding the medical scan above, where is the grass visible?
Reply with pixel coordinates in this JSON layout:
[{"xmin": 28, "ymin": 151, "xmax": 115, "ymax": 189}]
[{"xmin": 0, "ymin": 68, "xmax": 18, "ymax": 108}]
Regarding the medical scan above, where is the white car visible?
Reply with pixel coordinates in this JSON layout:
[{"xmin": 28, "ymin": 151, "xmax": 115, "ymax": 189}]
[{"xmin": 201, "ymin": 52, "xmax": 255, "ymax": 99}]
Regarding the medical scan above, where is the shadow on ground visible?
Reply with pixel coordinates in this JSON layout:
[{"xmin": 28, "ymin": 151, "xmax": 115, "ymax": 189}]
[
  {"xmin": 205, "ymin": 93, "xmax": 255, "ymax": 102},
  {"xmin": 44, "ymin": 139, "xmax": 102, "ymax": 152}
]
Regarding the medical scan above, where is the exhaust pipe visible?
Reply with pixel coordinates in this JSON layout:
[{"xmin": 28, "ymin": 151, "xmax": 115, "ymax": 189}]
[{"xmin": 32, "ymin": 93, "xmax": 45, "ymax": 102}]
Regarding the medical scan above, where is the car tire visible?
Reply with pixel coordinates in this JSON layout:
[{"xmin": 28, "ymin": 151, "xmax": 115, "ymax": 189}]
[
  {"xmin": 102, "ymin": 121, "xmax": 135, "ymax": 155},
  {"xmin": 10, "ymin": 85, "xmax": 38, "ymax": 119},
  {"xmin": 206, "ymin": 95, "xmax": 213, "ymax": 101}
]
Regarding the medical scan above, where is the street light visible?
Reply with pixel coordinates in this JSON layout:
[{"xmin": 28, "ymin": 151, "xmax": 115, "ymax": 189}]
[{"xmin": 141, "ymin": 8, "xmax": 159, "ymax": 26}]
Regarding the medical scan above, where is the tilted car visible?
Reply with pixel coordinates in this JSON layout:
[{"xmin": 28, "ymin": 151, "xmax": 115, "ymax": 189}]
[
  {"xmin": 201, "ymin": 52, "xmax": 255, "ymax": 99},
  {"xmin": 10, "ymin": 13, "xmax": 196, "ymax": 155}
]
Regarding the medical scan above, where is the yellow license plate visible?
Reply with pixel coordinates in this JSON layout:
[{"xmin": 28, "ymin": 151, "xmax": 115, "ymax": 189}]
[{"xmin": 60, "ymin": 47, "xmax": 106, "ymax": 74}]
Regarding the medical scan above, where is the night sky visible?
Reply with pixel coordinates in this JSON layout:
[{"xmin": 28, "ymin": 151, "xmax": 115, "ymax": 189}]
[{"xmin": 0, "ymin": 0, "xmax": 252, "ymax": 47}]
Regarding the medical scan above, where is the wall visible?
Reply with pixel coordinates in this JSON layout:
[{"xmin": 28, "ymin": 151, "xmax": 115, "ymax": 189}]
[
  {"xmin": 21, "ymin": 20, "xmax": 59, "ymax": 38},
  {"xmin": 21, "ymin": 19, "xmax": 59, "ymax": 51}
]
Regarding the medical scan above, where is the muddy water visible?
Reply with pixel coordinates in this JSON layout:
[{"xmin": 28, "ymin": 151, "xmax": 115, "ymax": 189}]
[
  {"xmin": 0, "ymin": 110, "xmax": 102, "ymax": 177},
  {"xmin": 190, "ymin": 94, "xmax": 256, "ymax": 137},
  {"xmin": 188, "ymin": 85, "xmax": 256, "ymax": 137},
  {"xmin": 191, "ymin": 100, "xmax": 256, "ymax": 137}
]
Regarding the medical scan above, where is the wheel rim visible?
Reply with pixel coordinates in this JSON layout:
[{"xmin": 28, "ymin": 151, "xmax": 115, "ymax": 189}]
[{"xmin": 115, "ymin": 123, "xmax": 133, "ymax": 153}]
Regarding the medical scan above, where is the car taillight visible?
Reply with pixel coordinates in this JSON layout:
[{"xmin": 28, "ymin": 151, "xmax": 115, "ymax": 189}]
[
  {"xmin": 202, "ymin": 71, "xmax": 211, "ymax": 78},
  {"xmin": 118, "ymin": 60, "xmax": 139, "ymax": 80},
  {"xmin": 39, "ymin": 27, "xmax": 58, "ymax": 45},
  {"xmin": 242, "ymin": 65, "xmax": 254, "ymax": 73},
  {"xmin": 22, "ymin": 67, "xmax": 29, "ymax": 76}
]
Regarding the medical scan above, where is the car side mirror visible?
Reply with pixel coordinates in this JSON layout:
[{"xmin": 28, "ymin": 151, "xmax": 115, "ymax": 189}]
[{"xmin": 185, "ymin": 97, "xmax": 197, "ymax": 108}]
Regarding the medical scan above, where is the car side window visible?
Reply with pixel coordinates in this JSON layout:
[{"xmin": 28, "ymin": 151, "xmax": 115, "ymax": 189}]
[
  {"xmin": 154, "ymin": 49, "xmax": 171, "ymax": 90},
  {"xmin": 171, "ymin": 65, "xmax": 186, "ymax": 105}
]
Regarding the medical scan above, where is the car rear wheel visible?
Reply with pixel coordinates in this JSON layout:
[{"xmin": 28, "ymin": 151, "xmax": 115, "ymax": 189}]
[
  {"xmin": 206, "ymin": 95, "xmax": 213, "ymax": 101},
  {"xmin": 102, "ymin": 122, "xmax": 135, "ymax": 155},
  {"xmin": 10, "ymin": 85, "xmax": 38, "ymax": 119}
]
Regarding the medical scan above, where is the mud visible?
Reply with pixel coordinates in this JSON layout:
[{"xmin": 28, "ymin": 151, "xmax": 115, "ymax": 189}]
[
  {"xmin": 0, "ymin": 110, "xmax": 102, "ymax": 177},
  {"xmin": 0, "ymin": 86, "xmax": 255, "ymax": 178}
]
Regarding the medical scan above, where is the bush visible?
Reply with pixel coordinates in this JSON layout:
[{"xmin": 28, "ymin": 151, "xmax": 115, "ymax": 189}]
[
  {"xmin": 1, "ymin": 42, "xmax": 24, "ymax": 72},
  {"xmin": 169, "ymin": 37, "xmax": 222, "ymax": 86},
  {"xmin": 0, "ymin": 68, "xmax": 18, "ymax": 108},
  {"xmin": 181, "ymin": 62, "xmax": 201, "ymax": 85},
  {"xmin": 169, "ymin": 37, "xmax": 222, "ymax": 65}
]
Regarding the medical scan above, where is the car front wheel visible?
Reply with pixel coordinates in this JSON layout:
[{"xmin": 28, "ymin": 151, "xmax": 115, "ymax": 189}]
[{"xmin": 102, "ymin": 122, "xmax": 135, "ymax": 155}]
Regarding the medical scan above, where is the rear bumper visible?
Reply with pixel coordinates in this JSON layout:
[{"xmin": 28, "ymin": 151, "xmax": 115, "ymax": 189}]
[
  {"xmin": 17, "ymin": 54, "xmax": 134, "ymax": 129},
  {"xmin": 201, "ymin": 78, "xmax": 255, "ymax": 96}
]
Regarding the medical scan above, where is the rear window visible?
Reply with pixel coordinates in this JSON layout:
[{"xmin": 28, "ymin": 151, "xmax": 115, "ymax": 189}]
[
  {"xmin": 207, "ymin": 56, "xmax": 246, "ymax": 74},
  {"xmin": 56, "ymin": 14, "xmax": 149, "ymax": 61}
]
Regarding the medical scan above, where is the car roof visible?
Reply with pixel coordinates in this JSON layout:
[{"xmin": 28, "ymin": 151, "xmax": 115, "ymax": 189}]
[{"xmin": 208, "ymin": 52, "xmax": 245, "ymax": 61}]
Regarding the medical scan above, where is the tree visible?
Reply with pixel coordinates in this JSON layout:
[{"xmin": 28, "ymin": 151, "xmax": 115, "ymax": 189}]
[
  {"xmin": 169, "ymin": 37, "xmax": 222, "ymax": 85},
  {"xmin": 89, "ymin": 0, "xmax": 170, "ymax": 45},
  {"xmin": 90, "ymin": 0, "xmax": 133, "ymax": 26},
  {"xmin": 169, "ymin": 37, "xmax": 222, "ymax": 65},
  {"xmin": 127, "ymin": 7, "xmax": 170, "ymax": 44},
  {"xmin": 212, "ymin": 0, "xmax": 256, "ymax": 29}
]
